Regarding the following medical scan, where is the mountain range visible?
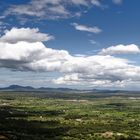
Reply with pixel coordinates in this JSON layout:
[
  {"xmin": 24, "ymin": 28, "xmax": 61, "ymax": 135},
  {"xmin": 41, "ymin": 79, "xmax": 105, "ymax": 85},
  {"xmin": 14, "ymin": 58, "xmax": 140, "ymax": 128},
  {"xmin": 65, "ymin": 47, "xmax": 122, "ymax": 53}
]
[{"xmin": 0, "ymin": 85, "xmax": 132, "ymax": 94}]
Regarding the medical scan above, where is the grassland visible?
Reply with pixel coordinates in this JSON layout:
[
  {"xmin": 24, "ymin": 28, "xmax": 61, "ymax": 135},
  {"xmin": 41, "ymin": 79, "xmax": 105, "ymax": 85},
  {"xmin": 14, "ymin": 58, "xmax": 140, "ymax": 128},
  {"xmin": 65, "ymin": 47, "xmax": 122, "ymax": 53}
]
[{"xmin": 0, "ymin": 91, "xmax": 140, "ymax": 140}]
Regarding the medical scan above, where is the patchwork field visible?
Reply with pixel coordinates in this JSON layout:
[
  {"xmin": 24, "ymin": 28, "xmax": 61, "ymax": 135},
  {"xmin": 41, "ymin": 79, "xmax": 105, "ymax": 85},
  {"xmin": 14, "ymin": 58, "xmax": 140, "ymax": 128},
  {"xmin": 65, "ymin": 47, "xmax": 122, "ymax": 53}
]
[{"xmin": 0, "ymin": 92, "xmax": 140, "ymax": 140}]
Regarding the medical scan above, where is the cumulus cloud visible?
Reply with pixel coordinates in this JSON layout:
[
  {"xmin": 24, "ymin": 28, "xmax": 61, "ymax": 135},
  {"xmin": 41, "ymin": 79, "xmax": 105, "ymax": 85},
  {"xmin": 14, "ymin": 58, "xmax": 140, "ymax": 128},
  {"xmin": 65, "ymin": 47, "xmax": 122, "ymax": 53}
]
[
  {"xmin": 3, "ymin": 0, "xmax": 102, "ymax": 20},
  {"xmin": 71, "ymin": 23, "xmax": 102, "ymax": 34},
  {"xmin": 53, "ymin": 74, "xmax": 130, "ymax": 88},
  {"xmin": 52, "ymin": 54, "xmax": 140, "ymax": 87},
  {"xmin": 99, "ymin": 44, "xmax": 140, "ymax": 55},
  {"xmin": 0, "ymin": 41, "xmax": 140, "ymax": 88},
  {"xmin": 0, "ymin": 27, "xmax": 140, "ymax": 88},
  {"xmin": 0, "ymin": 41, "xmax": 72, "ymax": 71},
  {"xmin": 0, "ymin": 27, "xmax": 54, "ymax": 43}
]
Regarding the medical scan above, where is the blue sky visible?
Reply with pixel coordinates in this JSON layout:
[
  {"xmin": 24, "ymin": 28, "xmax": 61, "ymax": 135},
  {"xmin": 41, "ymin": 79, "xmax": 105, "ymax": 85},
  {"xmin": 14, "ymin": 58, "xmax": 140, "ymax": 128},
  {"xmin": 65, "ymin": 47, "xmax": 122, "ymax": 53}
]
[{"xmin": 0, "ymin": 0, "xmax": 140, "ymax": 90}]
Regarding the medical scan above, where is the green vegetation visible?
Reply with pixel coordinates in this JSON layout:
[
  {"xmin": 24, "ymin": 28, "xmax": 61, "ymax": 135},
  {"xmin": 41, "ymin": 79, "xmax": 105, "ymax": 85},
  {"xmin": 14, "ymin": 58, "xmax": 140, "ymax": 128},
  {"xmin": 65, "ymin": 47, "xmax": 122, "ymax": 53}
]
[{"xmin": 0, "ymin": 92, "xmax": 140, "ymax": 140}]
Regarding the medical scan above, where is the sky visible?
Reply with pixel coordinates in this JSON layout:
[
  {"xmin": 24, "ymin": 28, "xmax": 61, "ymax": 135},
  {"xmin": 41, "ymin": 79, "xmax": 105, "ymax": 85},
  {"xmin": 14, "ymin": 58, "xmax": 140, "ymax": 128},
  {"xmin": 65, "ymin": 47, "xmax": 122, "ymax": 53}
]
[{"xmin": 0, "ymin": 0, "xmax": 140, "ymax": 90}]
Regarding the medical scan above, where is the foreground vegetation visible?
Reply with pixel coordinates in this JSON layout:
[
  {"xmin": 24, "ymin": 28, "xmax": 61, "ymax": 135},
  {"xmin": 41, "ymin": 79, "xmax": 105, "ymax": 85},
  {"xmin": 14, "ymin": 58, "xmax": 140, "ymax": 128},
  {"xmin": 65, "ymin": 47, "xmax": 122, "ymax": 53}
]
[{"xmin": 0, "ymin": 91, "xmax": 140, "ymax": 140}]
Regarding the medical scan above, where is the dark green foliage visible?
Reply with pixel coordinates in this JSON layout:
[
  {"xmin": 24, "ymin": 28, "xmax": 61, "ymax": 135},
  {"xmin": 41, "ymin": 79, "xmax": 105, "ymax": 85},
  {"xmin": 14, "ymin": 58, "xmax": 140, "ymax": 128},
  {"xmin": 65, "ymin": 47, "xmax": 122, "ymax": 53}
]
[{"xmin": 0, "ymin": 92, "xmax": 139, "ymax": 140}]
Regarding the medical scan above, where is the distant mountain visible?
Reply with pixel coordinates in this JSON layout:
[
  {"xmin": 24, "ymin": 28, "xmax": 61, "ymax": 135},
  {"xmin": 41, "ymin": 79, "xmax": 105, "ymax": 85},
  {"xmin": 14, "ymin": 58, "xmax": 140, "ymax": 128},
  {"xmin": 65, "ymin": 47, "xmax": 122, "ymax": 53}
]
[
  {"xmin": 0, "ymin": 85, "xmax": 35, "ymax": 91},
  {"xmin": 0, "ymin": 85, "xmax": 135, "ymax": 93},
  {"xmin": 91, "ymin": 89, "xmax": 122, "ymax": 93},
  {"xmin": 0, "ymin": 85, "xmax": 80, "ymax": 92}
]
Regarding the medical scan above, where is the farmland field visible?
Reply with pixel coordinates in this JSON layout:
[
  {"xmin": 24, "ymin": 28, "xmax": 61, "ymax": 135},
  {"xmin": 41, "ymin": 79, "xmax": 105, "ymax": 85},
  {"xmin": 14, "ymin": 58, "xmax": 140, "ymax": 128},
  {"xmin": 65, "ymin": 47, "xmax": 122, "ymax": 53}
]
[{"xmin": 0, "ymin": 91, "xmax": 140, "ymax": 140}]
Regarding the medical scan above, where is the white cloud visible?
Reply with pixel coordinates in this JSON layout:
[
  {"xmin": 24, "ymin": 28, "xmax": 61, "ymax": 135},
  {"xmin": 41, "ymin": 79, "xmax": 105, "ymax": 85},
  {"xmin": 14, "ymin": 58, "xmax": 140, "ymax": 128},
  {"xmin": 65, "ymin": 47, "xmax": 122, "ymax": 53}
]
[
  {"xmin": 70, "ymin": 0, "xmax": 101, "ymax": 7},
  {"xmin": 0, "ymin": 27, "xmax": 54, "ymax": 43},
  {"xmin": 0, "ymin": 16, "xmax": 5, "ymax": 19},
  {"xmin": 72, "ymin": 23, "xmax": 102, "ymax": 34},
  {"xmin": 0, "ymin": 41, "xmax": 71, "ymax": 71},
  {"xmin": 4, "ymin": 0, "xmax": 101, "ymax": 20},
  {"xmin": 0, "ymin": 42, "xmax": 140, "ymax": 88},
  {"xmin": 0, "ymin": 27, "xmax": 140, "ymax": 88},
  {"xmin": 4, "ymin": 0, "xmax": 69, "ymax": 20},
  {"xmin": 90, "ymin": 40, "xmax": 97, "ymax": 45},
  {"xmin": 70, "ymin": 0, "xmax": 89, "ymax": 6},
  {"xmin": 53, "ymin": 74, "xmax": 129, "ymax": 88},
  {"xmin": 112, "ymin": 0, "xmax": 123, "ymax": 4},
  {"xmin": 91, "ymin": 0, "xmax": 101, "ymax": 7},
  {"xmin": 99, "ymin": 44, "xmax": 140, "ymax": 55}
]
